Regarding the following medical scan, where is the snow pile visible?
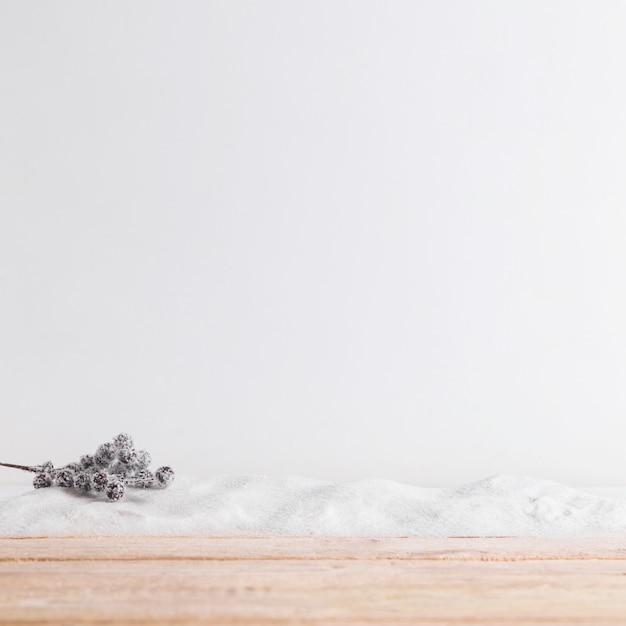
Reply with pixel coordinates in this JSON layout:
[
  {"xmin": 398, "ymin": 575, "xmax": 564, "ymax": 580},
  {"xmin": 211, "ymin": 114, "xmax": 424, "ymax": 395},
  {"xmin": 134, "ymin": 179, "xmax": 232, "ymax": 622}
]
[{"xmin": 1, "ymin": 474, "xmax": 625, "ymax": 537}]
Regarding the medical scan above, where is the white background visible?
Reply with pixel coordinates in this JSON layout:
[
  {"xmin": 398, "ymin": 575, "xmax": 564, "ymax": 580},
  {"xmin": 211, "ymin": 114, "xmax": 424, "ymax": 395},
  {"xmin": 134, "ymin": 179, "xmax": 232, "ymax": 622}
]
[{"xmin": 2, "ymin": 1, "xmax": 626, "ymax": 487}]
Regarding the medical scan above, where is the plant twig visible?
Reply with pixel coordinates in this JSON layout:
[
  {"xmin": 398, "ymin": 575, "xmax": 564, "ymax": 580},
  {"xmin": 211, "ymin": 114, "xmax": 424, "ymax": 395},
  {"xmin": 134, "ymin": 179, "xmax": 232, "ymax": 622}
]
[{"xmin": 0, "ymin": 462, "xmax": 40, "ymax": 473}]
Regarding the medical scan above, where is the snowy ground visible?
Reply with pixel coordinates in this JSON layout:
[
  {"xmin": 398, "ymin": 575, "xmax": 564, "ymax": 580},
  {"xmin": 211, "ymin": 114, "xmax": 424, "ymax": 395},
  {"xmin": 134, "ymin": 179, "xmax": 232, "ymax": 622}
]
[{"xmin": 2, "ymin": 475, "xmax": 626, "ymax": 537}]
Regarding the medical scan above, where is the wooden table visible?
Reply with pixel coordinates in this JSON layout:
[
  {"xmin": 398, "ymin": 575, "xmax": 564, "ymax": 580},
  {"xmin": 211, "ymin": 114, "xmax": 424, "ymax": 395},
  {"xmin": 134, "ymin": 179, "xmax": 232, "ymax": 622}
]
[{"xmin": 1, "ymin": 536, "xmax": 626, "ymax": 624}]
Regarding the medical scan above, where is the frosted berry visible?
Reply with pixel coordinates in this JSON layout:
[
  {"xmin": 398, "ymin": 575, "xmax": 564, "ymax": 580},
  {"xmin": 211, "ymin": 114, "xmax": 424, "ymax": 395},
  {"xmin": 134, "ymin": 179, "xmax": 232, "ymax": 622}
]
[
  {"xmin": 110, "ymin": 461, "xmax": 130, "ymax": 477},
  {"xmin": 106, "ymin": 480, "xmax": 125, "ymax": 502},
  {"xmin": 55, "ymin": 468, "xmax": 75, "ymax": 488},
  {"xmin": 92, "ymin": 471, "xmax": 109, "ymax": 492},
  {"xmin": 118, "ymin": 448, "xmax": 138, "ymax": 466},
  {"xmin": 94, "ymin": 443, "xmax": 116, "ymax": 467},
  {"xmin": 80, "ymin": 454, "xmax": 95, "ymax": 469},
  {"xmin": 33, "ymin": 473, "xmax": 52, "ymax": 489},
  {"xmin": 135, "ymin": 450, "xmax": 151, "ymax": 469},
  {"xmin": 74, "ymin": 472, "xmax": 93, "ymax": 493},
  {"xmin": 113, "ymin": 433, "xmax": 133, "ymax": 450},
  {"xmin": 130, "ymin": 469, "xmax": 154, "ymax": 488},
  {"xmin": 155, "ymin": 466, "xmax": 175, "ymax": 487}
]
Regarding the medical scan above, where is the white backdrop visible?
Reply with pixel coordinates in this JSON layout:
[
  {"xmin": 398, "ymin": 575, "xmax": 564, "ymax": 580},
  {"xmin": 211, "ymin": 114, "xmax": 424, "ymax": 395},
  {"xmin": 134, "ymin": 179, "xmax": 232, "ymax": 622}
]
[{"xmin": 2, "ymin": 1, "xmax": 626, "ymax": 487}]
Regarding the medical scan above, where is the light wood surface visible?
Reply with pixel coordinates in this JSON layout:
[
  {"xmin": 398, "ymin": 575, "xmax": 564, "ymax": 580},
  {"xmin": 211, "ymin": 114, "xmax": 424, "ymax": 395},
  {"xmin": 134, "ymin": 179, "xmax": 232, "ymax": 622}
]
[{"xmin": 1, "ymin": 536, "xmax": 626, "ymax": 624}]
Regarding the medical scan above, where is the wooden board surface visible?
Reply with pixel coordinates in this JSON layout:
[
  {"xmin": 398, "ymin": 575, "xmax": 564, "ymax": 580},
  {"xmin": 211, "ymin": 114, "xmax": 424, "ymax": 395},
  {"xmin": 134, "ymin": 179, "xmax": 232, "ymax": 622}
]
[{"xmin": 1, "ymin": 536, "xmax": 626, "ymax": 625}]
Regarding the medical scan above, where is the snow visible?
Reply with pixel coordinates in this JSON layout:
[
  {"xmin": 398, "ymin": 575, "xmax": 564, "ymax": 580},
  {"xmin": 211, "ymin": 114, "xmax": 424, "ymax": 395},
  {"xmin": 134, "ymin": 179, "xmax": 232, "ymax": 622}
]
[{"xmin": 1, "ymin": 474, "xmax": 626, "ymax": 537}]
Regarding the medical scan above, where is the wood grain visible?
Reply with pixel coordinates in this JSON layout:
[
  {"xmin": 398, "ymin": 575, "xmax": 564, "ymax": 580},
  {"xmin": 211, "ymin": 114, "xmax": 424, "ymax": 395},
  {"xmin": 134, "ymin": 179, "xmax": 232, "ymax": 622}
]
[{"xmin": 1, "ymin": 536, "xmax": 626, "ymax": 624}]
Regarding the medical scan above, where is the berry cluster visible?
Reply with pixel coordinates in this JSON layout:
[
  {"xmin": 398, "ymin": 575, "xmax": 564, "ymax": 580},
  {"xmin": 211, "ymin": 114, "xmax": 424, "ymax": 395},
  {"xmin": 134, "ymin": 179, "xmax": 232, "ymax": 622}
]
[{"xmin": 1, "ymin": 434, "xmax": 174, "ymax": 502}]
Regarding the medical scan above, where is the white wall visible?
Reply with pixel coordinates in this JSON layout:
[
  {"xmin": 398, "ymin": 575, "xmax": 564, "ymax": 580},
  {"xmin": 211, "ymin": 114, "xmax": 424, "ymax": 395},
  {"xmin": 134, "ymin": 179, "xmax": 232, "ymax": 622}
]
[{"xmin": 2, "ymin": 1, "xmax": 626, "ymax": 486}]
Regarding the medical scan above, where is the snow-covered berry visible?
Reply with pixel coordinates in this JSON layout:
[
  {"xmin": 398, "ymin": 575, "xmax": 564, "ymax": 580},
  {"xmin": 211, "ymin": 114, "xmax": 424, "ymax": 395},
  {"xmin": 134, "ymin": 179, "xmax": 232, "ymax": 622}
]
[
  {"xmin": 135, "ymin": 450, "xmax": 151, "ymax": 469},
  {"xmin": 106, "ymin": 480, "xmax": 125, "ymax": 502},
  {"xmin": 33, "ymin": 473, "xmax": 52, "ymax": 489},
  {"xmin": 80, "ymin": 454, "xmax": 95, "ymax": 469},
  {"xmin": 155, "ymin": 466, "xmax": 175, "ymax": 487},
  {"xmin": 55, "ymin": 468, "xmax": 75, "ymax": 488},
  {"xmin": 92, "ymin": 471, "xmax": 109, "ymax": 492},
  {"xmin": 113, "ymin": 433, "xmax": 133, "ymax": 450},
  {"xmin": 109, "ymin": 461, "xmax": 131, "ymax": 478},
  {"xmin": 130, "ymin": 469, "xmax": 154, "ymax": 488},
  {"xmin": 94, "ymin": 443, "xmax": 116, "ymax": 467},
  {"xmin": 118, "ymin": 448, "xmax": 138, "ymax": 466},
  {"xmin": 74, "ymin": 472, "xmax": 93, "ymax": 493}
]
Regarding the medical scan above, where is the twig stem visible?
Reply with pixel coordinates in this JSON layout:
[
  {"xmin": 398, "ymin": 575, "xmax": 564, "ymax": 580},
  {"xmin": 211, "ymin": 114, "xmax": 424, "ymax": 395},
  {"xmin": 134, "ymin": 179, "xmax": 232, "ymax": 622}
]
[{"xmin": 0, "ymin": 462, "xmax": 39, "ymax": 473}]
